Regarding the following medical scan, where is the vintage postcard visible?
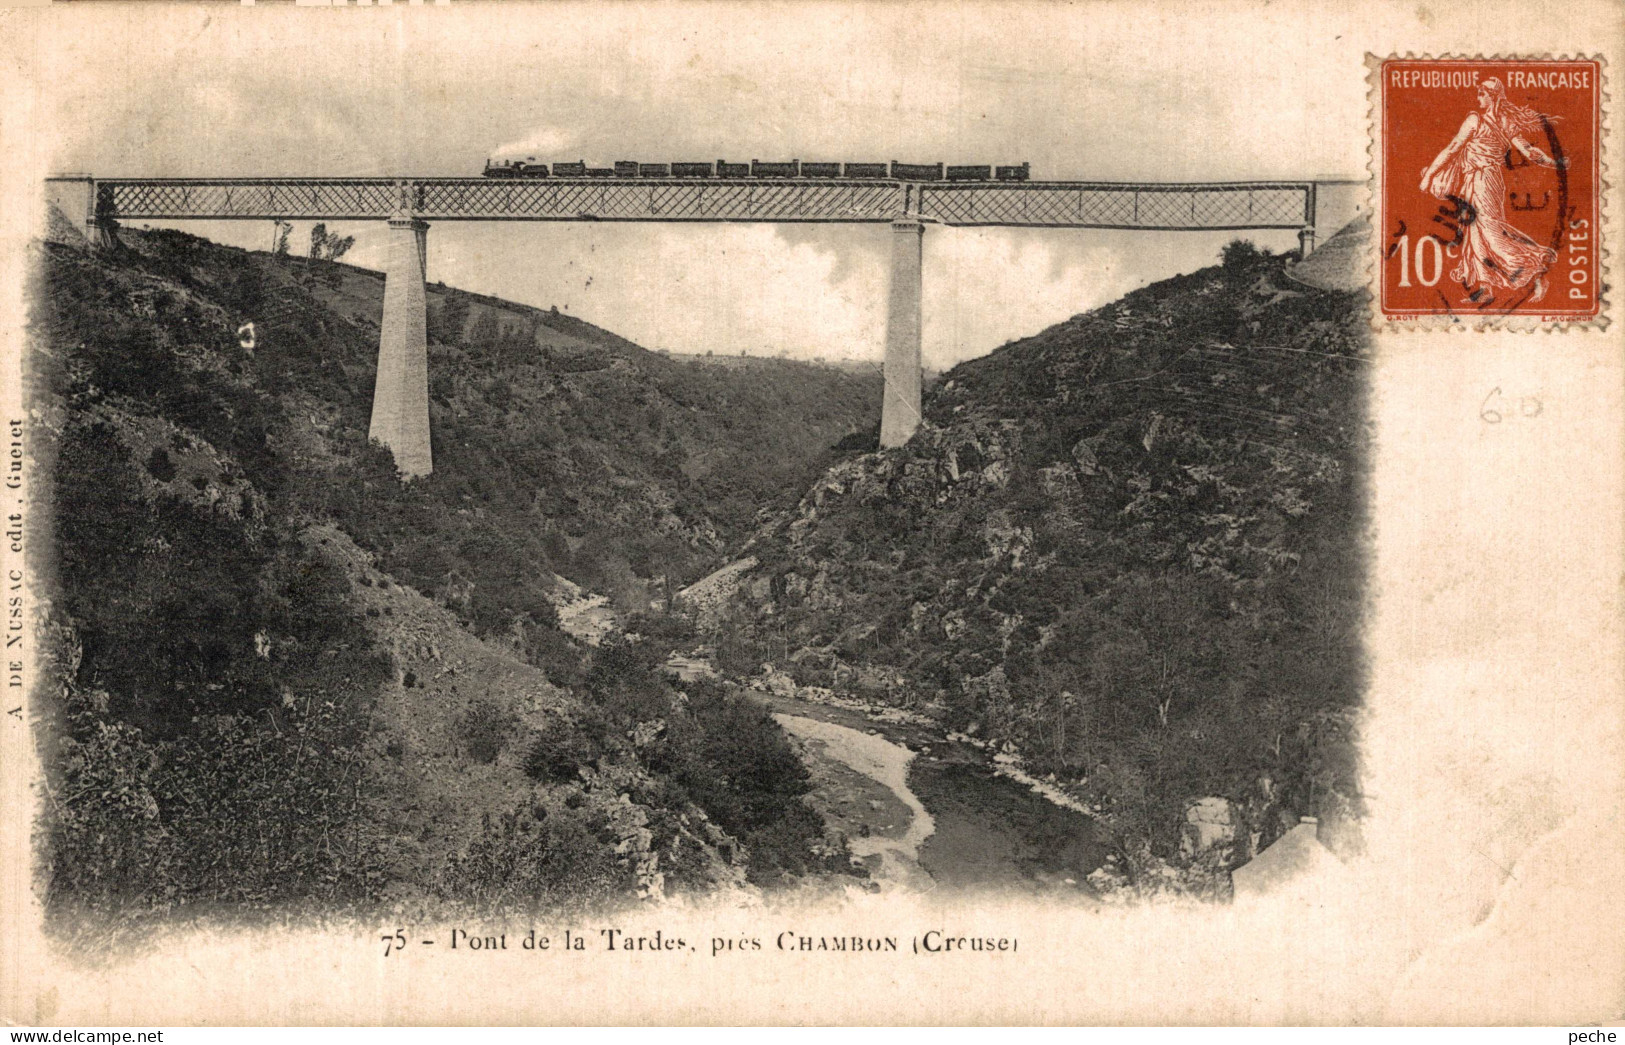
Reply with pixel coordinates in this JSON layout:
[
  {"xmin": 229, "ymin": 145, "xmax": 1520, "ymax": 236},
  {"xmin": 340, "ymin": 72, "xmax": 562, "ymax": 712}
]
[{"xmin": 0, "ymin": 0, "xmax": 1620, "ymax": 1028}]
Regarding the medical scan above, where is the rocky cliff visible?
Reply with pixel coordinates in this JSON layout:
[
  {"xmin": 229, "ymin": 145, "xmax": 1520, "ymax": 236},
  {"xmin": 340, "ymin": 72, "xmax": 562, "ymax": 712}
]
[{"xmin": 705, "ymin": 234, "xmax": 1370, "ymax": 866}]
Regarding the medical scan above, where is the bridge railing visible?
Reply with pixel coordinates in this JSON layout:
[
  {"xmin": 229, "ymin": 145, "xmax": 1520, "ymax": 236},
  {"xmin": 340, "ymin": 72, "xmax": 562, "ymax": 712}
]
[
  {"xmin": 93, "ymin": 176, "xmax": 1318, "ymax": 230},
  {"xmin": 99, "ymin": 178, "xmax": 401, "ymax": 221},
  {"xmin": 916, "ymin": 181, "xmax": 1313, "ymax": 230}
]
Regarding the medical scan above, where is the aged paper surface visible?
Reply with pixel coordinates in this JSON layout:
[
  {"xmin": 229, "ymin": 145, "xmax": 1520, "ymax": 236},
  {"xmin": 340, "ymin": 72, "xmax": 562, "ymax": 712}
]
[{"xmin": 0, "ymin": 0, "xmax": 1621, "ymax": 1026}]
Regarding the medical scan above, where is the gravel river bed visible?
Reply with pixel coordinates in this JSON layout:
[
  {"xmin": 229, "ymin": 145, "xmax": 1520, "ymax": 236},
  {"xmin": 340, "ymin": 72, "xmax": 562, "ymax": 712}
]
[{"xmin": 759, "ymin": 692, "xmax": 1108, "ymax": 899}]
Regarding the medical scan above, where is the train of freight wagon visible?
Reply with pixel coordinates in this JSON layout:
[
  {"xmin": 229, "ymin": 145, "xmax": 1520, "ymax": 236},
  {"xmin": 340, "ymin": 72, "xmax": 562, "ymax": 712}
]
[{"xmin": 481, "ymin": 158, "xmax": 1031, "ymax": 182}]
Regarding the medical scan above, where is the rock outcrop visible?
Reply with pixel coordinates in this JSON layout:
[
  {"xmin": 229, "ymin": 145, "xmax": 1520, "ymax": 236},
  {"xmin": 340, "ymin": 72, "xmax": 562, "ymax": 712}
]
[{"xmin": 704, "ymin": 240, "xmax": 1370, "ymax": 868}]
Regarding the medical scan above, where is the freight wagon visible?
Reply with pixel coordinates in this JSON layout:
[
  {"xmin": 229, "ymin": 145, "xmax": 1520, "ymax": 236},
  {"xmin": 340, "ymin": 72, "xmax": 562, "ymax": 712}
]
[
  {"xmin": 890, "ymin": 161, "xmax": 943, "ymax": 181},
  {"xmin": 752, "ymin": 159, "xmax": 800, "ymax": 178}
]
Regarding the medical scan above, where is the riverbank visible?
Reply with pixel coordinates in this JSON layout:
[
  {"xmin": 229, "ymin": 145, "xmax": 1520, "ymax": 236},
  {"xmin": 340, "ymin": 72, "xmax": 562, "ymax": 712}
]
[
  {"xmin": 772, "ymin": 713, "xmax": 936, "ymax": 891},
  {"xmin": 756, "ymin": 691, "xmax": 1107, "ymax": 898}
]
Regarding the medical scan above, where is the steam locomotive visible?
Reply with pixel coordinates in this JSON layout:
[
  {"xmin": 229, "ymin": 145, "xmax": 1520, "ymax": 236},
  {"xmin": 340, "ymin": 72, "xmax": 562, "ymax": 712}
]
[{"xmin": 481, "ymin": 158, "xmax": 1031, "ymax": 182}]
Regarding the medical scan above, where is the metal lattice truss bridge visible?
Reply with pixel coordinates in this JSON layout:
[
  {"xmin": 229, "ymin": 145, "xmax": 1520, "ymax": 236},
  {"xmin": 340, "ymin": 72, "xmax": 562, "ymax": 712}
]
[{"xmin": 96, "ymin": 177, "xmax": 1318, "ymax": 230}]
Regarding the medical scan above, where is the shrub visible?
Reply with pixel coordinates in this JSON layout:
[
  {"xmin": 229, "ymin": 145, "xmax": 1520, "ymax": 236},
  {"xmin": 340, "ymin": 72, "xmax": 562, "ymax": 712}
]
[
  {"xmin": 440, "ymin": 806, "xmax": 632, "ymax": 909},
  {"xmin": 521, "ymin": 720, "xmax": 605, "ymax": 785},
  {"xmin": 145, "ymin": 447, "xmax": 176, "ymax": 482},
  {"xmin": 456, "ymin": 701, "xmax": 519, "ymax": 764},
  {"xmin": 526, "ymin": 623, "xmax": 585, "ymax": 688},
  {"xmin": 583, "ymin": 636, "xmax": 671, "ymax": 726},
  {"xmin": 1220, "ymin": 238, "xmax": 1273, "ymax": 270},
  {"xmin": 47, "ymin": 704, "xmax": 177, "ymax": 916},
  {"xmin": 737, "ymin": 799, "xmax": 833, "ymax": 883},
  {"xmin": 833, "ymin": 424, "xmax": 880, "ymax": 455},
  {"xmin": 47, "ymin": 680, "xmax": 384, "ymax": 922},
  {"xmin": 647, "ymin": 680, "xmax": 825, "ymax": 882}
]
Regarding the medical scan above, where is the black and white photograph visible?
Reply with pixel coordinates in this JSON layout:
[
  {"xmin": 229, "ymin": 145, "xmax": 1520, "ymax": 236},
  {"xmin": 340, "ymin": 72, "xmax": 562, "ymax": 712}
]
[{"xmin": 0, "ymin": 0, "xmax": 1620, "ymax": 1028}]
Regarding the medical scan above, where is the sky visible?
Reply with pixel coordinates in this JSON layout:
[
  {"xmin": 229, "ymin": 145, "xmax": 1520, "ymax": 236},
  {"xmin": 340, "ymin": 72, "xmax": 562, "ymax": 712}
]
[{"xmin": 28, "ymin": 1, "xmax": 1369, "ymax": 368}]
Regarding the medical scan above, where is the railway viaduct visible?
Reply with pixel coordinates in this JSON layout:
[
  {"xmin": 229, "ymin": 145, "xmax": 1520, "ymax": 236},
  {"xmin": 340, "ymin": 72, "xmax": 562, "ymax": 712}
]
[{"xmin": 44, "ymin": 173, "xmax": 1361, "ymax": 478}]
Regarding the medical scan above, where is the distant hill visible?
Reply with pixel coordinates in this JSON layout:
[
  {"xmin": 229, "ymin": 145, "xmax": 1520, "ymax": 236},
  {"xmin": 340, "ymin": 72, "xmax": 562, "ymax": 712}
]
[
  {"xmin": 702, "ymin": 235, "xmax": 1370, "ymax": 870},
  {"xmin": 657, "ymin": 350, "xmax": 948, "ymax": 387}
]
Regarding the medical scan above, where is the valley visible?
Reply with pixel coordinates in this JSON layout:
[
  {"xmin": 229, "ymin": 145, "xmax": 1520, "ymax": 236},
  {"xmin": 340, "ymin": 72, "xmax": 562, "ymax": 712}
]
[{"xmin": 30, "ymin": 212, "xmax": 1368, "ymax": 936}]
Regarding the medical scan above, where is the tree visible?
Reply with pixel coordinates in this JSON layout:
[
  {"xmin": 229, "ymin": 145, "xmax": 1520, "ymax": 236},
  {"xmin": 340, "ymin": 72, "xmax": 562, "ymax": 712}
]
[
  {"xmin": 1021, "ymin": 663, "xmax": 1087, "ymax": 773},
  {"xmin": 305, "ymin": 223, "xmax": 356, "ymax": 288},
  {"xmin": 272, "ymin": 221, "xmax": 292, "ymax": 257},
  {"xmin": 308, "ymin": 223, "xmax": 356, "ymax": 263},
  {"xmin": 465, "ymin": 311, "xmax": 502, "ymax": 350},
  {"xmin": 429, "ymin": 294, "xmax": 471, "ymax": 346},
  {"xmin": 1220, "ymin": 238, "xmax": 1271, "ymax": 270}
]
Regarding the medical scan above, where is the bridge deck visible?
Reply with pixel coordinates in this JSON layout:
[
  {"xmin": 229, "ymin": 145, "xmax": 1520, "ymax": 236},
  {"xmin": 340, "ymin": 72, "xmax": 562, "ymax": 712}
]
[{"xmin": 90, "ymin": 177, "xmax": 1317, "ymax": 230}]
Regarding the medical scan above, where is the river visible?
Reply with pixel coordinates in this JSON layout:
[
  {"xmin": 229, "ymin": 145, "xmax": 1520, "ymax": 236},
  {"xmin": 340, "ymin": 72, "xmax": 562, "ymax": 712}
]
[
  {"xmin": 772, "ymin": 713, "xmax": 937, "ymax": 891},
  {"xmin": 762, "ymin": 692, "xmax": 1107, "ymax": 899}
]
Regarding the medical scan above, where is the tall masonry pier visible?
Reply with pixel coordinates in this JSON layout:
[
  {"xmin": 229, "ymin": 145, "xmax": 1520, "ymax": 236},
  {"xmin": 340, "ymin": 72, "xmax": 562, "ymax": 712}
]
[
  {"xmin": 881, "ymin": 220, "xmax": 925, "ymax": 448},
  {"xmin": 368, "ymin": 213, "xmax": 433, "ymax": 478},
  {"xmin": 64, "ymin": 172, "xmax": 1355, "ymax": 479}
]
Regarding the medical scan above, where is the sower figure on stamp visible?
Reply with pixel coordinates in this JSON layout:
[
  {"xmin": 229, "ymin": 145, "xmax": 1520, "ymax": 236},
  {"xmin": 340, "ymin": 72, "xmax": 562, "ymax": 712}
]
[{"xmin": 1419, "ymin": 77, "xmax": 1561, "ymax": 302}]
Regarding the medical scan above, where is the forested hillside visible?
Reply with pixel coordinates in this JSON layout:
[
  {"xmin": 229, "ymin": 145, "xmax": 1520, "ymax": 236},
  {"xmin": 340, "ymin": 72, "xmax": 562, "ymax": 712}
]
[
  {"xmin": 707, "ymin": 240, "xmax": 1370, "ymax": 875},
  {"xmin": 30, "ymin": 226, "xmax": 872, "ymax": 937},
  {"xmin": 29, "ymin": 212, "xmax": 1370, "ymax": 929}
]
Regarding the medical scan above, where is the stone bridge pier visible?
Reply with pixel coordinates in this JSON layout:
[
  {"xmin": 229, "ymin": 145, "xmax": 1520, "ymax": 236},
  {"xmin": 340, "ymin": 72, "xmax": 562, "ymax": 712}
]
[
  {"xmin": 43, "ymin": 175, "xmax": 117, "ymax": 250},
  {"xmin": 368, "ymin": 212, "xmax": 433, "ymax": 478},
  {"xmin": 881, "ymin": 219, "xmax": 925, "ymax": 449}
]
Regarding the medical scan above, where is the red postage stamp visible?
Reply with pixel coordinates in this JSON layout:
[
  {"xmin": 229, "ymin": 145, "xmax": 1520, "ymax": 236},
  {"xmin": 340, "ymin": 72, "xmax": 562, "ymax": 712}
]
[{"xmin": 1376, "ymin": 56, "xmax": 1604, "ymax": 324}]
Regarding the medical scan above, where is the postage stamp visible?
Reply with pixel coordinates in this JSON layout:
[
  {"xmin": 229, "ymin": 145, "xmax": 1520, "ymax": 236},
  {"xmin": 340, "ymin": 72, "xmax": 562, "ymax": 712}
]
[{"xmin": 1374, "ymin": 56, "xmax": 1605, "ymax": 325}]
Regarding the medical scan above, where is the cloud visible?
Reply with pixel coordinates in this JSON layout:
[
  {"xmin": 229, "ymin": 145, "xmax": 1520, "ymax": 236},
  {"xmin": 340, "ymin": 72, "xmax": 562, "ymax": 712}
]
[
  {"xmin": 490, "ymin": 125, "xmax": 581, "ymax": 161},
  {"xmin": 923, "ymin": 228, "xmax": 1115, "ymax": 369},
  {"xmin": 773, "ymin": 224, "xmax": 884, "ymax": 291},
  {"xmin": 565, "ymin": 224, "xmax": 883, "ymax": 363}
]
